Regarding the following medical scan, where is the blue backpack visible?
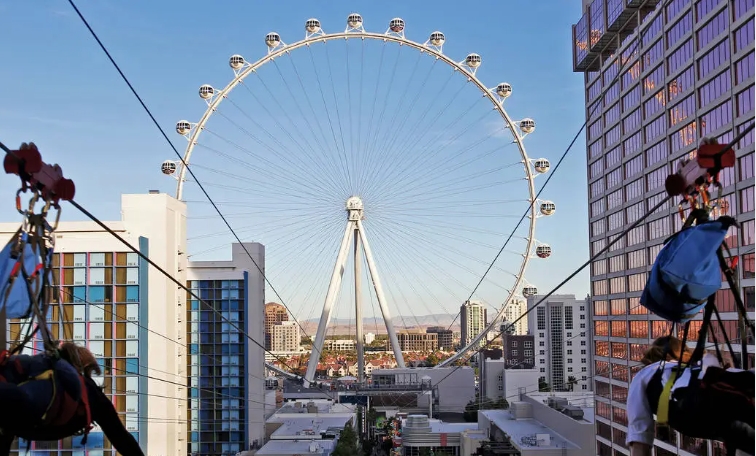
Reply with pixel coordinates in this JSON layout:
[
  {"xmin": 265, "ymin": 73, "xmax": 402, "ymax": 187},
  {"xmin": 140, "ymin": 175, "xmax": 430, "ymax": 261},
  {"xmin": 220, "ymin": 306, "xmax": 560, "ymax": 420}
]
[
  {"xmin": 0, "ymin": 230, "xmax": 50, "ymax": 319},
  {"xmin": 640, "ymin": 217, "xmax": 734, "ymax": 323}
]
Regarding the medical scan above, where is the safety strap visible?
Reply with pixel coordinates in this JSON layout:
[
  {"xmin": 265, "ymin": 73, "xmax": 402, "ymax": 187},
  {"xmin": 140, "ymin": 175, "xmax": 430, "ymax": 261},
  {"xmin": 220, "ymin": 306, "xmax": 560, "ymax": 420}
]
[
  {"xmin": 657, "ymin": 369, "xmax": 680, "ymax": 426},
  {"xmin": 73, "ymin": 375, "xmax": 93, "ymax": 444}
]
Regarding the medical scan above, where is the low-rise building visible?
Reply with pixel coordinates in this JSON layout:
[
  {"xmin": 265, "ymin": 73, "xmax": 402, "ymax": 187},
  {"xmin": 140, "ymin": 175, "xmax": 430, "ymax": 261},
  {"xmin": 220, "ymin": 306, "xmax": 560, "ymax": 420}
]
[
  {"xmin": 426, "ymin": 326, "xmax": 454, "ymax": 350},
  {"xmin": 371, "ymin": 367, "xmax": 475, "ymax": 413},
  {"xmin": 481, "ymin": 357, "xmax": 540, "ymax": 402},
  {"xmin": 479, "ymin": 392, "xmax": 595, "ymax": 456},
  {"xmin": 397, "ymin": 331, "xmax": 438, "ymax": 351}
]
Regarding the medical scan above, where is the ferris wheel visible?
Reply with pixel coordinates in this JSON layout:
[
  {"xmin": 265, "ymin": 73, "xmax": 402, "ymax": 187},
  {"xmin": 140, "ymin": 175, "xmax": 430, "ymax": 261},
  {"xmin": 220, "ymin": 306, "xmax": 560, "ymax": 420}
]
[{"xmin": 165, "ymin": 14, "xmax": 555, "ymax": 384}]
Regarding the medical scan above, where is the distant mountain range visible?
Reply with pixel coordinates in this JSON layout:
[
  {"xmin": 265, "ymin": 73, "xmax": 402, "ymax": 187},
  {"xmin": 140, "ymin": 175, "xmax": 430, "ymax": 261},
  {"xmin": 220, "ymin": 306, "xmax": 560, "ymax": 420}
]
[{"xmin": 299, "ymin": 313, "xmax": 461, "ymax": 334}]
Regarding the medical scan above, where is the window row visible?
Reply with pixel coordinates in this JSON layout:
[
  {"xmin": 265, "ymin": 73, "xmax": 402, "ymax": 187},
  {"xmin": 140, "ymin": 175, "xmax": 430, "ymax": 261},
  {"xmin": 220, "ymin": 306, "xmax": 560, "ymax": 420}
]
[
  {"xmin": 54, "ymin": 252, "xmax": 140, "ymax": 268},
  {"xmin": 54, "ymin": 303, "xmax": 139, "ymax": 322},
  {"xmin": 8, "ymin": 320, "xmax": 140, "ymax": 342},
  {"xmin": 60, "ymin": 285, "xmax": 140, "ymax": 303}
]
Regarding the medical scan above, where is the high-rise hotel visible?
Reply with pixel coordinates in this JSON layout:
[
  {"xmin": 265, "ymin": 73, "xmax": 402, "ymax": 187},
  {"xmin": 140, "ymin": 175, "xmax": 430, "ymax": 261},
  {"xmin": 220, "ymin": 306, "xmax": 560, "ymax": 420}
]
[
  {"xmin": 572, "ymin": 1, "xmax": 754, "ymax": 455},
  {"xmin": 0, "ymin": 192, "xmax": 267, "ymax": 455}
]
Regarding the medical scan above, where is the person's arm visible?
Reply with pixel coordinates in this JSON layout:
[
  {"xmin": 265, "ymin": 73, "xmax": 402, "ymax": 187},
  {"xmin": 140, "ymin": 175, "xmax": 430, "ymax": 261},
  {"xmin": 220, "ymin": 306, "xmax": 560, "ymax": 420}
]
[
  {"xmin": 626, "ymin": 368, "xmax": 656, "ymax": 449},
  {"xmin": 84, "ymin": 380, "xmax": 144, "ymax": 456}
]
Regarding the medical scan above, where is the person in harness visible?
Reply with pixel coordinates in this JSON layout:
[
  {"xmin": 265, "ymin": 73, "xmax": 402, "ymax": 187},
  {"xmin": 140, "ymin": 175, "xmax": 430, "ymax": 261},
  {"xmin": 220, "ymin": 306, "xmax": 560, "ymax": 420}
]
[
  {"xmin": 626, "ymin": 336, "xmax": 754, "ymax": 456},
  {"xmin": 0, "ymin": 342, "xmax": 144, "ymax": 456}
]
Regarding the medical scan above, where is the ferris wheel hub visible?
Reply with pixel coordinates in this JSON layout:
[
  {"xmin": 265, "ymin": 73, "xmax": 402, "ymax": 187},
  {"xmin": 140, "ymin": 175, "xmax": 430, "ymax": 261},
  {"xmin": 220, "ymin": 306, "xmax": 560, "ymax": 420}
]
[{"xmin": 346, "ymin": 196, "xmax": 364, "ymax": 220}]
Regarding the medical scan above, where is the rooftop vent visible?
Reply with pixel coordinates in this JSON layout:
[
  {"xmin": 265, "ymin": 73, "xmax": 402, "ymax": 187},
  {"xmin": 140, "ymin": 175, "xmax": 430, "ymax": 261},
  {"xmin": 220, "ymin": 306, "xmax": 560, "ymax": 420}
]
[
  {"xmin": 547, "ymin": 396, "xmax": 568, "ymax": 409},
  {"xmin": 561, "ymin": 404, "xmax": 585, "ymax": 420},
  {"xmin": 148, "ymin": 190, "xmax": 159, "ymax": 194}
]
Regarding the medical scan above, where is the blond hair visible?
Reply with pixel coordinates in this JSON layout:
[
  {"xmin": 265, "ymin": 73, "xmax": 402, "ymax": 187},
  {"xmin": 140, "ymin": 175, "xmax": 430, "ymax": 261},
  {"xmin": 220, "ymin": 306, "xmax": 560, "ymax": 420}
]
[{"xmin": 640, "ymin": 335, "xmax": 693, "ymax": 366}]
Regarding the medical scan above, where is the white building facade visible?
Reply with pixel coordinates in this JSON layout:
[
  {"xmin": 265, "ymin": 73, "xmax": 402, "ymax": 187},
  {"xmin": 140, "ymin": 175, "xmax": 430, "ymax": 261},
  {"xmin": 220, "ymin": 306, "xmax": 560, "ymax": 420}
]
[
  {"xmin": 460, "ymin": 300, "xmax": 487, "ymax": 348},
  {"xmin": 502, "ymin": 298, "xmax": 528, "ymax": 335},
  {"xmin": 0, "ymin": 192, "xmax": 188, "ymax": 456},
  {"xmin": 270, "ymin": 321, "xmax": 300, "ymax": 352},
  {"xmin": 527, "ymin": 294, "xmax": 593, "ymax": 392},
  {"xmin": 481, "ymin": 358, "xmax": 541, "ymax": 402}
]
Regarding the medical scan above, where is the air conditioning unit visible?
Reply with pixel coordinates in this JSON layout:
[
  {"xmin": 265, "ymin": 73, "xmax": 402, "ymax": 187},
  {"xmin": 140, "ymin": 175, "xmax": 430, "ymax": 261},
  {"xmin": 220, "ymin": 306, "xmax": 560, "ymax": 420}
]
[{"xmin": 95, "ymin": 281, "xmax": 104, "ymax": 285}]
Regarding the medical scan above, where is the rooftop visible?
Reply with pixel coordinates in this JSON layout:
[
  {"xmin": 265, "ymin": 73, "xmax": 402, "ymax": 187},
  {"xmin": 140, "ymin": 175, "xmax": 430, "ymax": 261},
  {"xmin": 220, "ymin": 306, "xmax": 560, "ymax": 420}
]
[
  {"xmin": 429, "ymin": 420, "xmax": 479, "ymax": 434},
  {"xmin": 269, "ymin": 415, "xmax": 354, "ymax": 439},
  {"xmin": 481, "ymin": 410, "xmax": 580, "ymax": 451},
  {"xmin": 525, "ymin": 392, "xmax": 595, "ymax": 423},
  {"xmin": 256, "ymin": 439, "xmax": 335, "ymax": 456},
  {"xmin": 273, "ymin": 400, "xmax": 356, "ymax": 416}
]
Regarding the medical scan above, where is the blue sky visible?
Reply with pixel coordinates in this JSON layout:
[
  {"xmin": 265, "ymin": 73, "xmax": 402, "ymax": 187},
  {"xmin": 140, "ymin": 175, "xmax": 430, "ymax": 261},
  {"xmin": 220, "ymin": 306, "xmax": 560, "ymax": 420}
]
[{"xmin": 0, "ymin": 1, "xmax": 591, "ymax": 321}]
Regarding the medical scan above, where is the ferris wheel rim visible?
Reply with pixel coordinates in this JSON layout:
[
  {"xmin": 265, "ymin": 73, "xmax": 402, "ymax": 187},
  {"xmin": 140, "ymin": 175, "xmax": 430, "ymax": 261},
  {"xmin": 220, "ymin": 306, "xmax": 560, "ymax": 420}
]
[{"xmin": 175, "ymin": 23, "xmax": 540, "ymax": 370}]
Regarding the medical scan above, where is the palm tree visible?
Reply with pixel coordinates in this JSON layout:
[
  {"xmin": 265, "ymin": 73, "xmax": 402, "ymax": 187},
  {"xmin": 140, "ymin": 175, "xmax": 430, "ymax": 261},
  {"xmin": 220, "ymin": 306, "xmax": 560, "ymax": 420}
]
[{"xmin": 566, "ymin": 375, "xmax": 578, "ymax": 392}]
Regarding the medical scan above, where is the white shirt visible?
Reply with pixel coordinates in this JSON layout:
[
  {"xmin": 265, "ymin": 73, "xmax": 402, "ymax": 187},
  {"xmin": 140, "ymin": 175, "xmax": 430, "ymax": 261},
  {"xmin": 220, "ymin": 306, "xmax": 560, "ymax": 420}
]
[{"xmin": 626, "ymin": 354, "xmax": 731, "ymax": 446}]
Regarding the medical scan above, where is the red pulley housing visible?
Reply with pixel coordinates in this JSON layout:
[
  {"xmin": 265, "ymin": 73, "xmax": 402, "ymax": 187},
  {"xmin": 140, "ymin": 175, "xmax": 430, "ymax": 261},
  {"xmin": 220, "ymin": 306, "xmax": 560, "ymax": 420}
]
[{"xmin": 3, "ymin": 142, "xmax": 76, "ymax": 205}]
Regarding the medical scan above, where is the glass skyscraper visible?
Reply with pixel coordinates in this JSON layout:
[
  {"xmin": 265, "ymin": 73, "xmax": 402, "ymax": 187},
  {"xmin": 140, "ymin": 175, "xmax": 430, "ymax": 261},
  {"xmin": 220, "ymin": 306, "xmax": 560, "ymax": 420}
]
[
  {"xmin": 573, "ymin": 0, "xmax": 754, "ymax": 455},
  {"xmin": 186, "ymin": 242, "xmax": 266, "ymax": 456},
  {"xmin": 186, "ymin": 278, "xmax": 248, "ymax": 455}
]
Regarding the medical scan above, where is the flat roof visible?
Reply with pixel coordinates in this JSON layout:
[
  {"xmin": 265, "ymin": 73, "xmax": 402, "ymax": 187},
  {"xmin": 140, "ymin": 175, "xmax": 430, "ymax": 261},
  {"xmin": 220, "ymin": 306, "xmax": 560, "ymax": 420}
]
[
  {"xmin": 481, "ymin": 410, "xmax": 580, "ymax": 451},
  {"xmin": 429, "ymin": 420, "xmax": 479, "ymax": 434},
  {"xmin": 275, "ymin": 401, "xmax": 356, "ymax": 415},
  {"xmin": 269, "ymin": 415, "xmax": 354, "ymax": 438},
  {"xmin": 525, "ymin": 392, "xmax": 595, "ymax": 423},
  {"xmin": 256, "ymin": 439, "xmax": 335, "ymax": 455}
]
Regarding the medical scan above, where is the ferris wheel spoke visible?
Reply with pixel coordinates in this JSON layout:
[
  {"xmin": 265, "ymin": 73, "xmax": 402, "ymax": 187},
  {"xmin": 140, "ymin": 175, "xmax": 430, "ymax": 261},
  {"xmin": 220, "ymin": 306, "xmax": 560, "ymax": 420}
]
[
  {"xmin": 278, "ymin": 57, "xmax": 352, "ymax": 197},
  {"xmin": 248, "ymin": 72, "xmax": 350, "ymax": 199},
  {"xmin": 268, "ymin": 227, "xmax": 342, "ymax": 318},
  {"xmin": 266, "ymin": 60, "xmax": 347, "ymax": 180},
  {"xmin": 368, "ymin": 225, "xmax": 471, "ymax": 309},
  {"xmin": 361, "ymin": 76, "xmax": 467, "ymax": 201},
  {"xmin": 368, "ymin": 252, "xmax": 422, "ymax": 331},
  {"xmin": 371, "ymin": 106, "xmax": 496, "ymax": 201},
  {"xmin": 358, "ymin": 49, "xmax": 422, "ymax": 196},
  {"xmin": 187, "ymin": 159, "xmax": 336, "ymax": 204},
  {"xmin": 306, "ymin": 45, "xmax": 353, "ymax": 192},
  {"xmin": 358, "ymin": 47, "xmax": 402, "ymax": 191},
  {"xmin": 187, "ymin": 213, "xmax": 338, "ymax": 259},
  {"xmin": 394, "ymin": 177, "xmax": 526, "ymax": 204},
  {"xmin": 323, "ymin": 43, "xmax": 352, "ymax": 192},
  {"xmin": 344, "ymin": 39, "xmax": 357, "ymax": 194},
  {"xmin": 223, "ymin": 96, "xmax": 346, "ymax": 197},
  {"xmin": 376, "ymin": 149, "xmax": 525, "ymax": 204},
  {"xmin": 371, "ymin": 217, "xmax": 511, "ymax": 293},
  {"xmin": 378, "ymin": 138, "xmax": 518, "ymax": 202},
  {"xmin": 366, "ymin": 229, "xmax": 451, "ymax": 322},
  {"xmin": 357, "ymin": 43, "xmax": 387, "ymax": 191},
  {"xmin": 370, "ymin": 56, "xmax": 439, "ymax": 175},
  {"xmin": 372, "ymin": 216, "xmax": 525, "ymax": 282},
  {"xmin": 195, "ymin": 133, "xmax": 310, "ymax": 188},
  {"xmin": 362, "ymin": 58, "xmax": 452, "ymax": 196},
  {"xmin": 194, "ymin": 130, "xmax": 339, "ymax": 200},
  {"xmin": 375, "ymin": 66, "xmax": 455, "ymax": 166},
  {"xmin": 211, "ymin": 108, "xmax": 345, "ymax": 202}
]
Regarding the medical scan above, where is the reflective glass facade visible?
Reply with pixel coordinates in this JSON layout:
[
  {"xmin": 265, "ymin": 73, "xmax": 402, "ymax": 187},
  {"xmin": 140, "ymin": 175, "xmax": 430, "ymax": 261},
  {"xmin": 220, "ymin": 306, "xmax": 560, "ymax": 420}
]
[
  {"xmin": 8, "ymin": 250, "xmax": 148, "ymax": 455},
  {"xmin": 187, "ymin": 278, "xmax": 249, "ymax": 455},
  {"xmin": 574, "ymin": 0, "xmax": 755, "ymax": 455}
]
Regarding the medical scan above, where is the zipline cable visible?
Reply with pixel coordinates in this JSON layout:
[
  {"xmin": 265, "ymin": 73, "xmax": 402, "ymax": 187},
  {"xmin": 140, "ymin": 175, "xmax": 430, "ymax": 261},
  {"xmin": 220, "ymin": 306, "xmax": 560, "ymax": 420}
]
[
  {"xmin": 447, "ymin": 0, "xmax": 673, "ymax": 332},
  {"xmin": 435, "ymin": 123, "xmax": 755, "ymax": 387},
  {"xmin": 64, "ymin": 0, "xmax": 317, "ymax": 357}
]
